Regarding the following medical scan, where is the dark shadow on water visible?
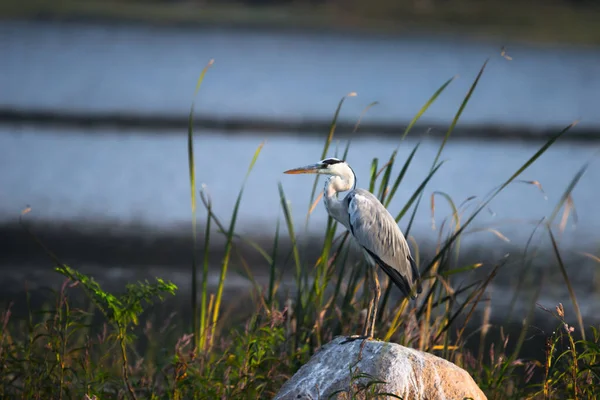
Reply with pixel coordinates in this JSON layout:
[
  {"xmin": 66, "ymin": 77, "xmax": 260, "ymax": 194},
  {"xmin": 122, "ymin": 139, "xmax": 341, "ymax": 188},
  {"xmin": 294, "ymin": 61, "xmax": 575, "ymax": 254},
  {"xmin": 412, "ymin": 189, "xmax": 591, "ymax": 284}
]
[
  {"xmin": 1, "ymin": 219, "xmax": 597, "ymax": 331},
  {"xmin": 2, "ymin": 110, "xmax": 600, "ymax": 142}
]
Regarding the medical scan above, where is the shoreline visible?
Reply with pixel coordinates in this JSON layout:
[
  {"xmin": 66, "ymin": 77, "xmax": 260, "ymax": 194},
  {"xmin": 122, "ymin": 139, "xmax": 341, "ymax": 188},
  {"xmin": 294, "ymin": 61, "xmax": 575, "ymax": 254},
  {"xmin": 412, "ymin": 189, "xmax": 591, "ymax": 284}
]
[
  {"xmin": 3, "ymin": 219, "xmax": 597, "ymax": 282},
  {"xmin": 4, "ymin": 2, "xmax": 600, "ymax": 46},
  {"xmin": 0, "ymin": 108, "xmax": 594, "ymax": 142}
]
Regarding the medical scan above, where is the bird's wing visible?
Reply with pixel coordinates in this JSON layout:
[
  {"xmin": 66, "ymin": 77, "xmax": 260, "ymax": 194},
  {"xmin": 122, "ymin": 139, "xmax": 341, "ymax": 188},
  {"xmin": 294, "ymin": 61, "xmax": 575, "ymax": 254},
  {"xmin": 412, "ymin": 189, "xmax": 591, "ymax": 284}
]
[{"xmin": 346, "ymin": 189, "xmax": 422, "ymax": 298}]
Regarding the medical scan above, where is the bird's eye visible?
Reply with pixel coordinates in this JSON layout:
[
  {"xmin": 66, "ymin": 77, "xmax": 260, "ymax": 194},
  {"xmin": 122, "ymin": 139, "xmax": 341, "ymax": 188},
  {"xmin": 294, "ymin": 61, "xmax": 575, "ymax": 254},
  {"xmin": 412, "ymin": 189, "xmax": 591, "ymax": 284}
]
[{"xmin": 321, "ymin": 158, "xmax": 343, "ymax": 165}]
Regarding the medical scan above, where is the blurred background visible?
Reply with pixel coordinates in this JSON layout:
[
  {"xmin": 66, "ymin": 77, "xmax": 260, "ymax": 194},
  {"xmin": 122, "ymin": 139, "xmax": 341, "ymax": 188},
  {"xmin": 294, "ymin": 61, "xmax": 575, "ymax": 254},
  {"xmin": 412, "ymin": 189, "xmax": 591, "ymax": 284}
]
[{"xmin": 1, "ymin": 0, "xmax": 600, "ymax": 329}]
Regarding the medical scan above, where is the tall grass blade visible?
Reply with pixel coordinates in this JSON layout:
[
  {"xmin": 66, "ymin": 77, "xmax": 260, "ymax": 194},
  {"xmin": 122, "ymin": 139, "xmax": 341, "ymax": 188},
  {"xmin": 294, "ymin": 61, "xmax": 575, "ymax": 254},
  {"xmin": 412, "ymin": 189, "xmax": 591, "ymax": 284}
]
[
  {"xmin": 268, "ymin": 219, "xmax": 281, "ymax": 308},
  {"xmin": 398, "ymin": 76, "xmax": 455, "ymax": 142},
  {"xmin": 303, "ymin": 100, "xmax": 380, "ymax": 325},
  {"xmin": 395, "ymin": 161, "xmax": 445, "ymax": 222},
  {"xmin": 382, "ymin": 74, "xmax": 454, "ymax": 227},
  {"xmin": 384, "ymin": 143, "xmax": 420, "ymax": 208},
  {"xmin": 548, "ymin": 227, "xmax": 585, "ymax": 340},
  {"xmin": 353, "ymin": 101, "xmax": 379, "ymax": 134},
  {"xmin": 199, "ymin": 186, "xmax": 212, "ymax": 351},
  {"xmin": 368, "ymin": 158, "xmax": 378, "ymax": 193},
  {"xmin": 433, "ymin": 60, "xmax": 488, "ymax": 167},
  {"xmin": 308, "ymin": 92, "xmax": 357, "ymax": 213},
  {"xmin": 378, "ymin": 144, "xmax": 428, "ymax": 314},
  {"xmin": 377, "ymin": 154, "xmax": 395, "ymax": 203},
  {"xmin": 547, "ymin": 161, "xmax": 589, "ymax": 227},
  {"xmin": 426, "ymin": 122, "xmax": 575, "ymax": 275},
  {"xmin": 430, "ymin": 190, "xmax": 462, "ymax": 265},
  {"xmin": 209, "ymin": 143, "xmax": 263, "ymax": 350},
  {"xmin": 496, "ymin": 276, "xmax": 544, "ymax": 389},
  {"xmin": 581, "ymin": 252, "xmax": 600, "ymax": 263},
  {"xmin": 325, "ymin": 234, "xmax": 352, "ymax": 315},
  {"xmin": 438, "ymin": 262, "xmax": 483, "ymax": 277},
  {"xmin": 402, "ymin": 61, "xmax": 488, "ymax": 266},
  {"xmin": 357, "ymin": 79, "xmax": 451, "ymax": 318},
  {"xmin": 187, "ymin": 59, "xmax": 214, "ymax": 345},
  {"xmin": 278, "ymin": 184, "xmax": 302, "ymax": 286},
  {"xmin": 278, "ymin": 182, "xmax": 304, "ymax": 349},
  {"xmin": 451, "ymin": 262, "xmax": 503, "ymax": 345},
  {"xmin": 382, "ymin": 74, "xmax": 455, "ymax": 241},
  {"xmin": 229, "ymin": 234, "xmax": 273, "ymax": 265},
  {"xmin": 505, "ymin": 217, "xmax": 545, "ymax": 324},
  {"xmin": 246, "ymin": 142, "xmax": 264, "ymax": 178},
  {"xmin": 405, "ymin": 61, "xmax": 487, "ymax": 254},
  {"xmin": 341, "ymin": 140, "xmax": 352, "ymax": 161},
  {"xmin": 430, "ymin": 191, "xmax": 460, "ymax": 232}
]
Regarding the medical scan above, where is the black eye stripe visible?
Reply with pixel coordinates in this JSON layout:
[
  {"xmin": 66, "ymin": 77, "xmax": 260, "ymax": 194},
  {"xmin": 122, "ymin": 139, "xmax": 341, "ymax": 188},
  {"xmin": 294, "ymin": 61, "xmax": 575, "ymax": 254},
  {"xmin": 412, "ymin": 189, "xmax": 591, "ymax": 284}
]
[{"xmin": 321, "ymin": 158, "xmax": 344, "ymax": 165}]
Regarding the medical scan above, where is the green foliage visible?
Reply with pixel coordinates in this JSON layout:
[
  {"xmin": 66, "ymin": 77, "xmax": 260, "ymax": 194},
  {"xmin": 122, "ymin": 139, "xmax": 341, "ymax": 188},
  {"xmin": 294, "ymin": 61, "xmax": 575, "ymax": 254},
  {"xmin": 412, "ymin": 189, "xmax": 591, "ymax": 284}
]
[
  {"xmin": 170, "ymin": 306, "xmax": 300, "ymax": 399},
  {"xmin": 1, "ymin": 57, "xmax": 599, "ymax": 399},
  {"xmin": 528, "ymin": 304, "xmax": 600, "ymax": 400},
  {"xmin": 55, "ymin": 264, "xmax": 177, "ymax": 331},
  {"xmin": 328, "ymin": 363, "xmax": 404, "ymax": 399}
]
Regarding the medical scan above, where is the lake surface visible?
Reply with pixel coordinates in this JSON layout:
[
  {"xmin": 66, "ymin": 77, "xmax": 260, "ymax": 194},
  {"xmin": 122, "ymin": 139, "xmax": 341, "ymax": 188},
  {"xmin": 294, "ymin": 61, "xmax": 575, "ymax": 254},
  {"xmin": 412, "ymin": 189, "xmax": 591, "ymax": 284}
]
[
  {"xmin": 1, "ymin": 124, "xmax": 599, "ymax": 324},
  {"xmin": 2, "ymin": 125, "xmax": 598, "ymax": 248},
  {"xmin": 1, "ymin": 20, "xmax": 600, "ymax": 132},
  {"xmin": 2, "ymin": 20, "xmax": 600, "ymax": 326}
]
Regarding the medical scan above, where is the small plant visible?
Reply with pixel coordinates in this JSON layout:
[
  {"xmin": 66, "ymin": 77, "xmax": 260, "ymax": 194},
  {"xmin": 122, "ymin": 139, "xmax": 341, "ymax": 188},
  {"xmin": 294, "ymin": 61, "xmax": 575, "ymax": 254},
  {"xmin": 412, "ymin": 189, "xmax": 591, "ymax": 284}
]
[
  {"xmin": 527, "ymin": 303, "xmax": 600, "ymax": 400},
  {"xmin": 328, "ymin": 361, "xmax": 403, "ymax": 400},
  {"xmin": 0, "ymin": 265, "xmax": 178, "ymax": 399},
  {"xmin": 54, "ymin": 265, "xmax": 177, "ymax": 400},
  {"xmin": 0, "ymin": 278, "xmax": 95, "ymax": 399},
  {"xmin": 162, "ymin": 301, "xmax": 298, "ymax": 399}
]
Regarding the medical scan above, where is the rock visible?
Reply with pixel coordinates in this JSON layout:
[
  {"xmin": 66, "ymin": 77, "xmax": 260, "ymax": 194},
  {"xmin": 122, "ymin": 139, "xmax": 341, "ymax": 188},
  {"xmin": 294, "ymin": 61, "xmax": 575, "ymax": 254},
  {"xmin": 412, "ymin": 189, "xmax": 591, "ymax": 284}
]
[{"xmin": 274, "ymin": 336, "xmax": 487, "ymax": 400}]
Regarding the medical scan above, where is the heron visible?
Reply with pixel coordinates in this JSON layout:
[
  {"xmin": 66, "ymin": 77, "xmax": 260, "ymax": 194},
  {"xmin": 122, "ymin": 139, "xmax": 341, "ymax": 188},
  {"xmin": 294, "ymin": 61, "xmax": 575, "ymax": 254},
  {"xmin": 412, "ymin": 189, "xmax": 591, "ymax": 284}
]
[{"xmin": 284, "ymin": 157, "xmax": 422, "ymax": 340}]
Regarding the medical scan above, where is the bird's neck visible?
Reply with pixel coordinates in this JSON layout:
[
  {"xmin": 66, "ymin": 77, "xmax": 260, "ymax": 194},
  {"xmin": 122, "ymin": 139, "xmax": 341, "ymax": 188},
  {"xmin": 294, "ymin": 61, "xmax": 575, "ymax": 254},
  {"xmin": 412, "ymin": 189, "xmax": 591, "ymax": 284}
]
[{"xmin": 323, "ymin": 173, "xmax": 355, "ymax": 228}]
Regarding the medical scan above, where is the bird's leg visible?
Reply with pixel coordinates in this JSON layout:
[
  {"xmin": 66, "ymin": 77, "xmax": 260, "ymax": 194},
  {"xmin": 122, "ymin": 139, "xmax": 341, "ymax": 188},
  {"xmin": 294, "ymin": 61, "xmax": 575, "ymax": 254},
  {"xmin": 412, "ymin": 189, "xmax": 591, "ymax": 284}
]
[
  {"xmin": 362, "ymin": 266, "xmax": 375, "ymax": 337},
  {"xmin": 354, "ymin": 269, "xmax": 379, "ymax": 360},
  {"xmin": 341, "ymin": 266, "xmax": 373, "ymax": 345},
  {"xmin": 368, "ymin": 270, "xmax": 381, "ymax": 339}
]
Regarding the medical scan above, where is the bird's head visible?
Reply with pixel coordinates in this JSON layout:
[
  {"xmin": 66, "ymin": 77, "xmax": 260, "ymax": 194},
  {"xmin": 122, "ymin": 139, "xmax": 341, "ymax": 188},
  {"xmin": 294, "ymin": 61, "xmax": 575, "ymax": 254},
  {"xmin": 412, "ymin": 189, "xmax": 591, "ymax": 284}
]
[
  {"xmin": 283, "ymin": 157, "xmax": 348, "ymax": 176},
  {"xmin": 284, "ymin": 157, "xmax": 356, "ymax": 191}
]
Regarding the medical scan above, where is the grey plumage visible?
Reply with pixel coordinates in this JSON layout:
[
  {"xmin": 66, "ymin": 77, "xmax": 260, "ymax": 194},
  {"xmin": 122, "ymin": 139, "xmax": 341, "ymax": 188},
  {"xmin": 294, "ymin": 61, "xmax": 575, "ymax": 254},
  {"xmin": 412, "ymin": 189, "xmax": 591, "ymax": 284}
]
[
  {"xmin": 284, "ymin": 157, "xmax": 422, "ymax": 339},
  {"xmin": 346, "ymin": 189, "xmax": 422, "ymax": 299}
]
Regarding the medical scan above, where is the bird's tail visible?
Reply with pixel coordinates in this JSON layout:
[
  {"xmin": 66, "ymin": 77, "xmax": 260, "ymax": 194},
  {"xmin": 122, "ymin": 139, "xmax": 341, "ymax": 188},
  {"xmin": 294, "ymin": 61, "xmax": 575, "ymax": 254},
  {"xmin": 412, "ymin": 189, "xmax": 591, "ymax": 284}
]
[{"xmin": 408, "ymin": 255, "xmax": 423, "ymax": 297}]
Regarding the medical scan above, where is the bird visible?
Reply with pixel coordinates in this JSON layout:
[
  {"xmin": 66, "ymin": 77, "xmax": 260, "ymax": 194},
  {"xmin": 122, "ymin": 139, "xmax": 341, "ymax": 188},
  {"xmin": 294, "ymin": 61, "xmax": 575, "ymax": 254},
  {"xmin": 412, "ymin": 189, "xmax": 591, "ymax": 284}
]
[{"xmin": 284, "ymin": 157, "xmax": 422, "ymax": 340}]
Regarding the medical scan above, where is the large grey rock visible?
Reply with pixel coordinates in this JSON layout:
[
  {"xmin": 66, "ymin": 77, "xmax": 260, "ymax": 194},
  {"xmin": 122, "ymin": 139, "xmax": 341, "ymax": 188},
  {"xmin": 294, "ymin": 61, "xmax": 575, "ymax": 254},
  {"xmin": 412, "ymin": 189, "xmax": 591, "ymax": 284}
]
[{"xmin": 275, "ymin": 336, "xmax": 487, "ymax": 400}]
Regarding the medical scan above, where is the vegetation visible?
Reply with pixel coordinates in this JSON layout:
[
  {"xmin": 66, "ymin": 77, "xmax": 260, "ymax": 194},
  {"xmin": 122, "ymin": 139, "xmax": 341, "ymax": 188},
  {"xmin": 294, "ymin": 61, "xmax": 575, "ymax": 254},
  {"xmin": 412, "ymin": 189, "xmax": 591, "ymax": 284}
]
[
  {"xmin": 1, "ymin": 58, "xmax": 599, "ymax": 399},
  {"xmin": 5, "ymin": 0, "xmax": 600, "ymax": 45}
]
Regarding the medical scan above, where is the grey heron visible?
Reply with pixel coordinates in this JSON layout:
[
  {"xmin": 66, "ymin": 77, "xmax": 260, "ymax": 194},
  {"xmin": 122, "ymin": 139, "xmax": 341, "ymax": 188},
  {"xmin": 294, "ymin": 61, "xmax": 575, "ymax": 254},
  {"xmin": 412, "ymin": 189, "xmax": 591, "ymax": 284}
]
[{"xmin": 284, "ymin": 157, "xmax": 422, "ymax": 340}]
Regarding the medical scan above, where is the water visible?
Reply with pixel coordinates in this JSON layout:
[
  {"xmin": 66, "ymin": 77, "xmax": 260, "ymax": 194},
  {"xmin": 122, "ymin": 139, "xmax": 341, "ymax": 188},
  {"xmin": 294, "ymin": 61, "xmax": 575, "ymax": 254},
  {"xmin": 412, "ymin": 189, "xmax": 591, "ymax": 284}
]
[
  {"xmin": 2, "ymin": 20, "xmax": 600, "ymax": 131},
  {"xmin": 2, "ymin": 125, "xmax": 599, "ymax": 323},
  {"xmin": 2, "ymin": 125, "xmax": 599, "ymax": 248},
  {"xmin": 2, "ymin": 20, "xmax": 600, "ymax": 325}
]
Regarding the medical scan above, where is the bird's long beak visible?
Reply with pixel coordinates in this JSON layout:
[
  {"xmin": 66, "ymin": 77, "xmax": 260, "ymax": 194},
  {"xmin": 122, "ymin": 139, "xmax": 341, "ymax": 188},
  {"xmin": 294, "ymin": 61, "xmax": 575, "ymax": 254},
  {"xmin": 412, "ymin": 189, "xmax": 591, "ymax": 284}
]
[{"xmin": 283, "ymin": 163, "xmax": 323, "ymax": 174}]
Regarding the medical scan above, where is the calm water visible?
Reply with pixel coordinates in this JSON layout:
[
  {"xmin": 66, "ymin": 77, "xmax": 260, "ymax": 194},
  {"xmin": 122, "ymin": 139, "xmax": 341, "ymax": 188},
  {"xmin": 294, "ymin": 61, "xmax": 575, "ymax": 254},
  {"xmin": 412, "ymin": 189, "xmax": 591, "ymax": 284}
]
[
  {"xmin": 1, "ymin": 125, "xmax": 598, "ymax": 247},
  {"xmin": 1, "ymin": 20, "xmax": 600, "ymax": 131},
  {"xmin": 2, "ymin": 125, "xmax": 599, "ymax": 322},
  {"xmin": 2, "ymin": 20, "xmax": 600, "ymax": 324}
]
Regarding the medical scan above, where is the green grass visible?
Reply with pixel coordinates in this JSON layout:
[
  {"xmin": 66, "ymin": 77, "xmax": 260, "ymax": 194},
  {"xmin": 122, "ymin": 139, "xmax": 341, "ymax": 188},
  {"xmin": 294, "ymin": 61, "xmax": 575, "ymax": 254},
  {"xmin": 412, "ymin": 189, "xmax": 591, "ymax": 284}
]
[
  {"xmin": 1, "ymin": 58, "xmax": 599, "ymax": 399},
  {"xmin": 5, "ymin": 0, "xmax": 600, "ymax": 45}
]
